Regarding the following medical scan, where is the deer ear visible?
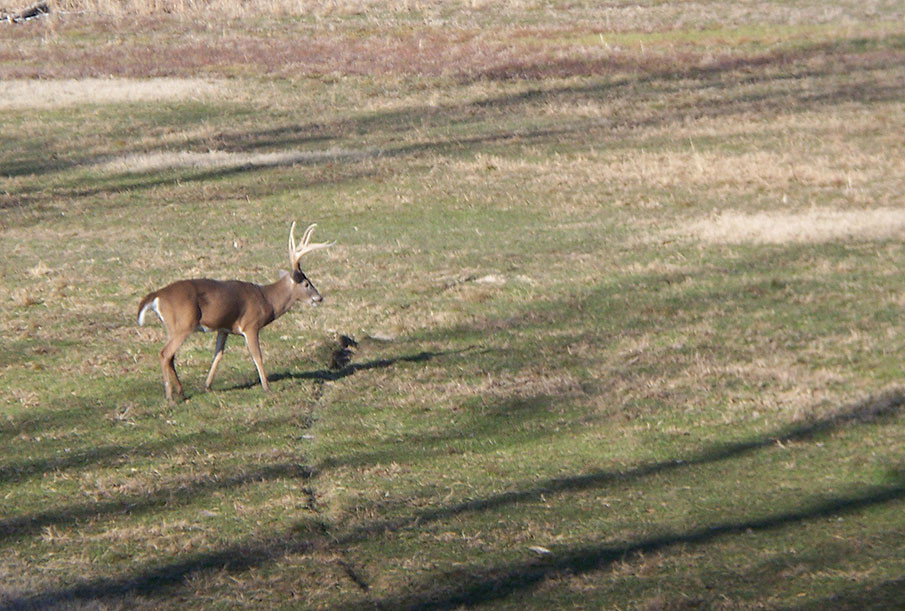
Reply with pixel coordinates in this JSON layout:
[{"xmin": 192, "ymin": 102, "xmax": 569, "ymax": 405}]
[{"xmin": 278, "ymin": 270, "xmax": 289, "ymax": 279}]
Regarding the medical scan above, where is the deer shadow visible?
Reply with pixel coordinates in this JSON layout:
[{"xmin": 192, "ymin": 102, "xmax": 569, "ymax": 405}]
[{"xmin": 222, "ymin": 346, "xmax": 484, "ymax": 391}]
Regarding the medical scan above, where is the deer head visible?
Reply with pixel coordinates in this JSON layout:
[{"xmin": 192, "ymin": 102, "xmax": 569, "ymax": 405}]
[{"xmin": 288, "ymin": 222, "xmax": 335, "ymax": 306}]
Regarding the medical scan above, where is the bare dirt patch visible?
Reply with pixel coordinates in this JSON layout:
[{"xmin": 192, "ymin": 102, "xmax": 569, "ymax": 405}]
[
  {"xmin": 0, "ymin": 78, "xmax": 224, "ymax": 109},
  {"xmin": 680, "ymin": 207, "xmax": 905, "ymax": 245}
]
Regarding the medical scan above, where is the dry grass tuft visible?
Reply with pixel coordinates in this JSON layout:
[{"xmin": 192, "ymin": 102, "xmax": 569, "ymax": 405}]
[
  {"xmin": 52, "ymin": 0, "xmax": 472, "ymax": 18},
  {"xmin": 92, "ymin": 148, "xmax": 372, "ymax": 173},
  {"xmin": 11, "ymin": 288, "xmax": 42, "ymax": 307},
  {"xmin": 26, "ymin": 261, "xmax": 53, "ymax": 278},
  {"xmin": 0, "ymin": 78, "xmax": 224, "ymax": 109},
  {"xmin": 679, "ymin": 207, "xmax": 905, "ymax": 245}
]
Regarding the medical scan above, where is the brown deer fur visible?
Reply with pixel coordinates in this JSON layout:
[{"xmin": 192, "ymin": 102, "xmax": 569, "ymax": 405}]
[{"xmin": 137, "ymin": 223, "xmax": 332, "ymax": 403}]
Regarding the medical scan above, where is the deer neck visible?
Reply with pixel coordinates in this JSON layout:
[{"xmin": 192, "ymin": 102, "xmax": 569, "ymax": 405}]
[{"xmin": 261, "ymin": 274, "xmax": 297, "ymax": 320}]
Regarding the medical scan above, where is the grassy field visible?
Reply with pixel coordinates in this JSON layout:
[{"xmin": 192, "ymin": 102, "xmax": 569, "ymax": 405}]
[{"xmin": 2, "ymin": 1, "xmax": 905, "ymax": 608}]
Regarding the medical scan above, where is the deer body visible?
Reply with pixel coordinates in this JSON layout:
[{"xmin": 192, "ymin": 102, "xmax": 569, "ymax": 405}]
[{"xmin": 138, "ymin": 223, "xmax": 332, "ymax": 403}]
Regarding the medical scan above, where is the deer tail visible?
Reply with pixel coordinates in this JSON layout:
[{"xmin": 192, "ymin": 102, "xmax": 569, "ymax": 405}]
[{"xmin": 137, "ymin": 292, "xmax": 160, "ymax": 326}]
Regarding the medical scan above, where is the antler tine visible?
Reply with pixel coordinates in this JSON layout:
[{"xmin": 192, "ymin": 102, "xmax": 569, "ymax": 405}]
[
  {"xmin": 288, "ymin": 221, "xmax": 298, "ymax": 264},
  {"xmin": 289, "ymin": 222, "xmax": 334, "ymax": 266},
  {"xmin": 301, "ymin": 223, "xmax": 317, "ymax": 248}
]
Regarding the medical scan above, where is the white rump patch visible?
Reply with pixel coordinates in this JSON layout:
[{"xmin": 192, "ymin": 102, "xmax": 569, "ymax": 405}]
[{"xmin": 138, "ymin": 297, "xmax": 162, "ymax": 326}]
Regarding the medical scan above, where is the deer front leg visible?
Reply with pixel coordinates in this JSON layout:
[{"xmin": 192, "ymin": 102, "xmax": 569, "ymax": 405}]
[
  {"xmin": 205, "ymin": 331, "xmax": 229, "ymax": 391},
  {"xmin": 242, "ymin": 329, "xmax": 270, "ymax": 392}
]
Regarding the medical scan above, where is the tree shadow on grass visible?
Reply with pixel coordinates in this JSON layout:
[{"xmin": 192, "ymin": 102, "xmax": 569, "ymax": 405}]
[
  {"xmin": 0, "ymin": 462, "xmax": 313, "ymax": 547},
  {"xmin": 0, "ymin": 532, "xmax": 317, "ymax": 610},
  {"xmin": 358, "ymin": 393, "xmax": 905, "ymax": 609},
  {"xmin": 371, "ymin": 483, "xmax": 905, "ymax": 610},
  {"xmin": 675, "ymin": 532, "xmax": 905, "ymax": 610},
  {"xmin": 5, "ymin": 389, "xmax": 903, "ymax": 608},
  {"xmin": 200, "ymin": 36, "xmax": 905, "ymax": 162},
  {"xmin": 0, "ymin": 428, "xmax": 221, "ymax": 486},
  {"xmin": 6, "ymin": 34, "xmax": 903, "ymax": 214},
  {"xmin": 795, "ymin": 576, "xmax": 905, "ymax": 611},
  {"xmin": 0, "ymin": 378, "xmax": 212, "ymax": 486},
  {"xmin": 333, "ymin": 388, "xmax": 905, "ymax": 547},
  {"xmin": 0, "ymin": 346, "xmax": 478, "ymax": 545},
  {"xmin": 0, "ymin": 158, "xmax": 383, "ymax": 230}
]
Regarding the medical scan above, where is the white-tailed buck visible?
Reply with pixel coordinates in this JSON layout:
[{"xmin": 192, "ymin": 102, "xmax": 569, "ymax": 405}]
[{"xmin": 137, "ymin": 222, "xmax": 333, "ymax": 403}]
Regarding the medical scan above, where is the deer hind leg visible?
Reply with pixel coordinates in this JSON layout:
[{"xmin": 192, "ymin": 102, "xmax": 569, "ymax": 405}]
[
  {"xmin": 160, "ymin": 328, "xmax": 193, "ymax": 403},
  {"xmin": 242, "ymin": 329, "xmax": 270, "ymax": 392},
  {"xmin": 205, "ymin": 331, "xmax": 229, "ymax": 391}
]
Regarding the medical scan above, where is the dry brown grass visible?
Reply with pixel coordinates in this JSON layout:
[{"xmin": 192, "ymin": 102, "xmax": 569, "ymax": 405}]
[
  {"xmin": 92, "ymin": 148, "xmax": 372, "ymax": 173},
  {"xmin": 0, "ymin": 77, "xmax": 224, "ymax": 109},
  {"xmin": 451, "ymin": 146, "xmax": 893, "ymax": 194},
  {"xmin": 4, "ymin": 3, "xmax": 903, "ymax": 81},
  {"xmin": 39, "ymin": 0, "xmax": 904, "ymax": 27},
  {"xmin": 51, "ymin": 0, "xmax": 480, "ymax": 18},
  {"xmin": 679, "ymin": 208, "xmax": 905, "ymax": 245}
]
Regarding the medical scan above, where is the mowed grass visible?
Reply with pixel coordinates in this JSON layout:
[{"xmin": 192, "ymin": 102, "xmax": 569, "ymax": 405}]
[{"xmin": 2, "ymin": 2, "xmax": 905, "ymax": 608}]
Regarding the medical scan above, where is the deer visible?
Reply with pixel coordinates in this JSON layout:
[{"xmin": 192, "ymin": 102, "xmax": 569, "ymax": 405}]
[{"xmin": 137, "ymin": 222, "xmax": 333, "ymax": 403}]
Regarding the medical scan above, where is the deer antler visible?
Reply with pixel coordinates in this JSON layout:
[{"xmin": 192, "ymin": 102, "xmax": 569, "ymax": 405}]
[{"xmin": 289, "ymin": 222, "xmax": 334, "ymax": 268}]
